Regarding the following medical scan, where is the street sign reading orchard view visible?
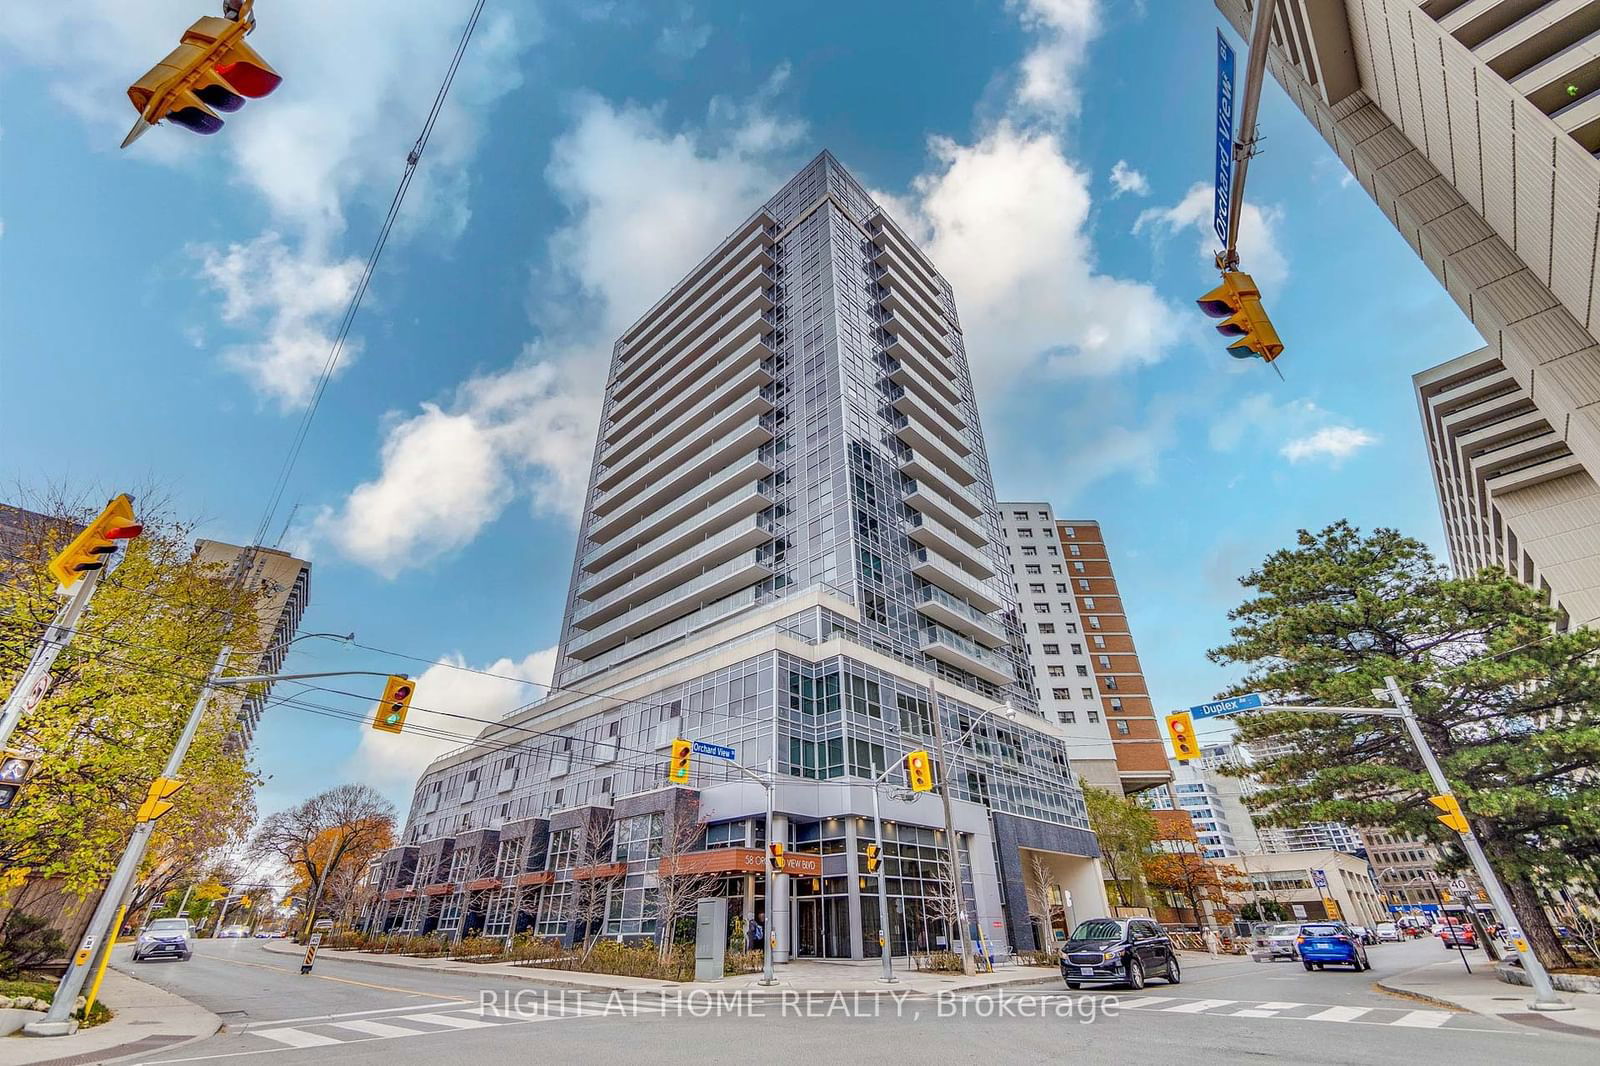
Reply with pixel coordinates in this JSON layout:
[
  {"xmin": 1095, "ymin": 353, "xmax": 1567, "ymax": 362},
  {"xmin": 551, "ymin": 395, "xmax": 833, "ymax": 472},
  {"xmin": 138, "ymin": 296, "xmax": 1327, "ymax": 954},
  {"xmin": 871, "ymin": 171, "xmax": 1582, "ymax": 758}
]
[
  {"xmin": 690, "ymin": 740, "xmax": 736, "ymax": 761},
  {"xmin": 1188, "ymin": 692, "xmax": 1264, "ymax": 721}
]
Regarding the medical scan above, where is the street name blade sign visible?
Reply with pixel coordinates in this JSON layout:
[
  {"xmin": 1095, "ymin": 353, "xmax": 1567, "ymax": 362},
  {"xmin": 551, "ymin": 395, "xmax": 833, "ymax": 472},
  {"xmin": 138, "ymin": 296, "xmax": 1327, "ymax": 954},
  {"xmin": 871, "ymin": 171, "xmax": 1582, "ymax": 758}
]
[
  {"xmin": 1213, "ymin": 29, "xmax": 1236, "ymax": 245},
  {"xmin": 690, "ymin": 740, "xmax": 736, "ymax": 761},
  {"xmin": 1188, "ymin": 692, "xmax": 1263, "ymax": 721}
]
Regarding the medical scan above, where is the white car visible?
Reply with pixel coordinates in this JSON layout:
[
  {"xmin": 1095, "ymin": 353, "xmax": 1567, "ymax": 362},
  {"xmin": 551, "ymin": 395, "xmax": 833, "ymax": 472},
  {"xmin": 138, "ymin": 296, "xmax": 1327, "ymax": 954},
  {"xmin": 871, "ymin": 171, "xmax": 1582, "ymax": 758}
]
[{"xmin": 1375, "ymin": 922, "xmax": 1400, "ymax": 942}]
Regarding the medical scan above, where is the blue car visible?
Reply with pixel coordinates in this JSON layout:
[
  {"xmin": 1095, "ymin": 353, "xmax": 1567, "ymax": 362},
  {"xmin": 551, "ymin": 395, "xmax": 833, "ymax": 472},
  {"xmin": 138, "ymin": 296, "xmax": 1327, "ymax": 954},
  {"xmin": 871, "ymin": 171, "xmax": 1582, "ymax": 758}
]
[{"xmin": 1297, "ymin": 922, "xmax": 1370, "ymax": 971}]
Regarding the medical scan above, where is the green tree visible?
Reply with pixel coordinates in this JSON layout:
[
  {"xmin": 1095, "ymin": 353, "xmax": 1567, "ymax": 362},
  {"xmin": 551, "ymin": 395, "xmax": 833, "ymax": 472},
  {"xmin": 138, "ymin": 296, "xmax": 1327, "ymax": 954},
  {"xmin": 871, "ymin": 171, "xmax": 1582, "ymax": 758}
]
[
  {"xmin": 1082, "ymin": 783, "xmax": 1156, "ymax": 908},
  {"xmin": 1208, "ymin": 521, "xmax": 1600, "ymax": 969},
  {"xmin": 0, "ymin": 497, "xmax": 262, "ymax": 919}
]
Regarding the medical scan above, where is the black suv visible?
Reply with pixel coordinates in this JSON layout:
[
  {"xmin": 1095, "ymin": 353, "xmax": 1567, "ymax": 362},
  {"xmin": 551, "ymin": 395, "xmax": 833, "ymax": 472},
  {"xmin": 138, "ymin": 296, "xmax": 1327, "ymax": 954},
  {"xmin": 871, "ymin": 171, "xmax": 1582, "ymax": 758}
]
[{"xmin": 1060, "ymin": 917, "xmax": 1182, "ymax": 990}]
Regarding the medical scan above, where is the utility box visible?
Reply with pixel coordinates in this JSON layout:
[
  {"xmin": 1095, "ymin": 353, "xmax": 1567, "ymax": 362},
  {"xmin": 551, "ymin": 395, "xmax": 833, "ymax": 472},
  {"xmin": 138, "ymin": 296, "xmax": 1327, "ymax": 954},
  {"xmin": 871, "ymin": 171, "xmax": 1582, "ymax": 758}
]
[{"xmin": 694, "ymin": 897, "xmax": 727, "ymax": 981}]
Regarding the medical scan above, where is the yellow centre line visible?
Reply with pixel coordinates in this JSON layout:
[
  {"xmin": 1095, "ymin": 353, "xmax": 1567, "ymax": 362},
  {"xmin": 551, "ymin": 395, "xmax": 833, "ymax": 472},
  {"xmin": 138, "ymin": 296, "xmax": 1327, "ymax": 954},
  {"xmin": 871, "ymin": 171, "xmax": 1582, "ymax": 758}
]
[{"xmin": 203, "ymin": 953, "xmax": 470, "ymax": 1002}]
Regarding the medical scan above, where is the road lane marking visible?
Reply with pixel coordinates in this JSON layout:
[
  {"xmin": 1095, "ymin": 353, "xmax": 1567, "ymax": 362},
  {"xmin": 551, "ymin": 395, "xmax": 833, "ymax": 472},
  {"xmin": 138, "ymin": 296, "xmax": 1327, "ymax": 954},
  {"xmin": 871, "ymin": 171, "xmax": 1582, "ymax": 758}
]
[
  {"xmin": 1392, "ymin": 1010, "xmax": 1451, "ymax": 1028},
  {"xmin": 1162, "ymin": 999, "xmax": 1235, "ymax": 1014},
  {"xmin": 250, "ymin": 1028, "xmax": 342, "ymax": 1049},
  {"xmin": 1304, "ymin": 1006, "xmax": 1370, "ymax": 1022},
  {"xmin": 1230, "ymin": 1001, "xmax": 1303, "ymax": 1017},
  {"xmin": 1115, "ymin": 996, "xmax": 1174, "ymax": 1008},
  {"xmin": 402, "ymin": 1011, "xmax": 500, "ymax": 1029},
  {"xmin": 196, "ymin": 953, "xmax": 471, "ymax": 1002},
  {"xmin": 328, "ymin": 1019, "xmax": 429, "ymax": 1038}
]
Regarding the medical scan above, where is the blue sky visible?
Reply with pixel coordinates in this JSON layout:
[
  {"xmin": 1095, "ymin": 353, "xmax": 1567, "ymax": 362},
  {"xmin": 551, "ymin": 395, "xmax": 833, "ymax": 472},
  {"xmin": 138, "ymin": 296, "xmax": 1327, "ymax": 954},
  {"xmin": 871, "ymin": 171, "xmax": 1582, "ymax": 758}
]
[{"xmin": 0, "ymin": 1, "xmax": 1485, "ymax": 815}]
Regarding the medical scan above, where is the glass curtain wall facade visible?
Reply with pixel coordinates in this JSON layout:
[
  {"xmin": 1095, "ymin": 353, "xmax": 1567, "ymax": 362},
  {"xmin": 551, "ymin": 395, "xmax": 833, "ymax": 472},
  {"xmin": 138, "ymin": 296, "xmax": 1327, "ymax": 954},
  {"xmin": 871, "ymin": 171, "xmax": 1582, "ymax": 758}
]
[{"xmin": 375, "ymin": 152, "xmax": 1104, "ymax": 959}]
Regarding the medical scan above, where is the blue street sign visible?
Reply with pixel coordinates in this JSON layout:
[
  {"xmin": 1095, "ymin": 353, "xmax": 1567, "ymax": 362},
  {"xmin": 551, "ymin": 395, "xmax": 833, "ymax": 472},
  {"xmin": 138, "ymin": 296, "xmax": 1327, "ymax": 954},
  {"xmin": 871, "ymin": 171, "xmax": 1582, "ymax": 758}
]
[
  {"xmin": 1188, "ymin": 691, "xmax": 1263, "ymax": 720},
  {"xmin": 1213, "ymin": 29, "xmax": 1236, "ymax": 246},
  {"xmin": 1311, "ymin": 868, "xmax": 1329, "ymax": 890},
  {"xmin": 691, "ymin": 740, "xmax": 736, "ymax": 761}
]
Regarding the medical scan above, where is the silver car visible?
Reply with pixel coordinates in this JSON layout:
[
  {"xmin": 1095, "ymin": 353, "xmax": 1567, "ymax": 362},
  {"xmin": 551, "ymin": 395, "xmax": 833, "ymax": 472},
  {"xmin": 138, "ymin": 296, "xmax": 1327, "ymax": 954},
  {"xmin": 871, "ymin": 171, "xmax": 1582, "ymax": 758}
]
[
  {"xmin": 1250, "ymin": 922, "xmax": 1301, "ymax": 961},
  {"xmin": 132, "ymin": 917, "xmax": 193, "ymax": 962}
]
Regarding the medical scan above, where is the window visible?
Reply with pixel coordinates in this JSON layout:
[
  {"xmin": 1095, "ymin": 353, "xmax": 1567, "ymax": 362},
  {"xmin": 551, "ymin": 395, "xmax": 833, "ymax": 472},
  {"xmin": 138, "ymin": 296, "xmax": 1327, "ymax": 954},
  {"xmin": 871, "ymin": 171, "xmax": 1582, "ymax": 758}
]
[
  {"xmin": 1052, "ymin": 687, "xmax": 1070, "ymax": 700},
  {"xmin": 1088, "ymin": 617, "xmax": 1100, "ymax": 629},
  {"xmin": 1055, "ymin": 583, "xmax": 1068, "ymax": 594},
  {"xmin": 1084, "ymin": 597, "xmax": 1096, "ymax": 610},
  {"xmin": 1098, "ymin": 655, "xmax": 1111, "ymax": 669},
  {"xmin": 1047, "ymin": 546, "xmax": 1058, "ymax": 555},
  {"xmin": 1037, "ymin": 510, "xmax": 1049, "ymax": 520},
  {"xmin": 1029, "ymin": 583, "xmax": 1046, "ymax": 594},
  {"xmin": 1058, "ymin": 710, "xmax": 1076, "ymax": 724},
  {"xmin": 1038, "ymin": 623, "xmax": 1055, "ymax": 634},
  {"xmin": 447, "ymin": 846, "xmax": 476, "ymax": 882},
  {"xmin": 1078, "ymin": 579, "xmax": 1091, "ymax": 591},
  {"xmin": 614, "ymin": 814, "xmax": 664, "ymax": 862},
  {"xmin": 1012, "ymin": 510, "xmax": 1029, "ymax": 521},
  {"xmin": 547, "ymin": 828, "xmax": 577, "ymax": 871},
  {"xmin": 484, "ymin": 889, "xmax": 516, "ymax": 938},
  {"xmin": 1064, "ymin": 622, "xmax": 1078, "ymax": 633},
  {"xmin": 1076, "ymin": 665, "xmax": 1088, "ymax": 677},
  {"xmin": 1088, "ymin": 710, "xmax": 1100, "ymax": 723},
  {"xmin": 1069, "ymin": 544, "xmax": 1081, "ymax": 556},
  {"xmin": 1019, "ymin": 528, "xmax": 1033, "ymax": 538},
  {"xmin": 460, "ymin": 768, "xmax": 480, "ymax": 804},
  {"xmin": 1070, "ymin": 643, "xmax": 1082, "ymax": 654},
  {"xmin": 1062, "ymin": 526, "xmax": 1076, "ymax": 538},
  {"xmin": 1021, "ymin": 546, "xmax": 1037, "ymax": 556},
  {"xmin": 495, "ymin": 838, "xmax": 526, "ymax": 877},
  {"xmin": 1025, "ymin": 564, "xmax": 1041, "ymax": 575},
  {"xmin": 1104, "ymin": 676, "xmax": 1118, "ymax": 690},
  {"xmin": 1047, "ymin": 665, "xmax": 1065, "ymax": 678},
  {"xmin": 1082, "ymin": 688, "xmax": 1094, "ymax": 700},
  {"xmin": 1051, "ymin": 564, "xmax": 1063, "ymax": 575},
  {"xmin": 496, "ymin": 757, "xmax": 517, "ymax": 793},
  {"xmin": 1092, "ymin": 636, "xmax": 1105, "ymax": 648},
  {"xmin": 1042, "ymin": 643, "xmax": 1059, "ymax": 654},
  {"xmin": 1115, "ymin": 720, "xmax": 1130, "ymax": 735},
  {"xmin": 1034, "ymin": 602, "xmax": 1049, "ymax": 614},
  {"xmin": 1073, "ymin": 561, "xmax": 1086, "ymax": 573},
  {"xmin": 1110, "ymin": 697, "xmax": 1123, "ymax": 710}
]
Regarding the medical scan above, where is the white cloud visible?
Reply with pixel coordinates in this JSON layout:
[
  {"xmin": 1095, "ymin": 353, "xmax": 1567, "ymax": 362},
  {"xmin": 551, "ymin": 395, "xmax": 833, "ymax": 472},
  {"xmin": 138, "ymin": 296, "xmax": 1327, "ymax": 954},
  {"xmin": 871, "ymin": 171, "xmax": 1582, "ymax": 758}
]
[
  {"xmin": 1008, "ymin": 0, "xmax": 1099, "ymax": 119},
  {"xmin": 343, "ymin": 648, "xmax": 556, "ymax": 806},
  {"xmin": 315, "ymin": 84, "xmax": 805, "ymax": 574},
  {"xmin": 655, "ymin": 8, "xmax": 712, "ymax": 61},
  {"xmin": 0, "ymin": 2, "xmax": 536, "ymax": 406},
  {"xmin": 1133, "ymin": 181, "xmax": 1289, "ymax": 287},
  {"xmin": 1108, "ymin": 159, "xmax": 1150, "ymax": 197},
  {"xmin": 1281, "ymin": 425, "xmax": 1378, "ymax": 464},
  {"xmin": 198, "ymin": 233, "xmax": 364, "ymax": 409}
]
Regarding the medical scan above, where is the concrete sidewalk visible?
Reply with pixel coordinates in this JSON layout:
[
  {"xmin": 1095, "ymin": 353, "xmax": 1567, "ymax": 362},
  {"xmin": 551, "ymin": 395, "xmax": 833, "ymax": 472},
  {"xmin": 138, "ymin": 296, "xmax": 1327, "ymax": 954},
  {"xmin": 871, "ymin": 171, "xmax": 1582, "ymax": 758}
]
[
  {"xmin": 0, "ymin": 965, "xmax": 221, "ymax": 1066},
  {"xmin": 262, "ymin": 939, "xmax": 1235, "ymax": 997},
  {"xmin": 1378, "ymin": 954, "xmax": 1600, "ymax": 1041}
]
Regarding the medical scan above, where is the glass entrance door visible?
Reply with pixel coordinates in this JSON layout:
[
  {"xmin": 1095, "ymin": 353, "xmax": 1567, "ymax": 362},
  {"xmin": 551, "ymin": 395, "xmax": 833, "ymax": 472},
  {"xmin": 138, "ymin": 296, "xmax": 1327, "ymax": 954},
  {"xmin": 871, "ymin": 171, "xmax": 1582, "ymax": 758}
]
[{"xmin": 795, "ymin": 898, "xmax": 822, "ymax": 957}]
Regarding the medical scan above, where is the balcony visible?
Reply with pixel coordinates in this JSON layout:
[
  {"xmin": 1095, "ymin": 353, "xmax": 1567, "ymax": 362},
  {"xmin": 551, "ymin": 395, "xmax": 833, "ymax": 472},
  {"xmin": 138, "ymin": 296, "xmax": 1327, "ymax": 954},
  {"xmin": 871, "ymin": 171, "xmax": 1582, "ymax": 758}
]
[
  {"xmin": 902, "ymin": 479, "xmax": 984, "ymax": 543},
  {"xmin": 915, "ymin": 584, "xmax": 1006, "ymax": 649},
  {"xmin": 889, "ymin": 376, "xmax": 964, "ymax": 433},
  {"xmin": 613, "ymin": 292, "xmax": 777, "ymax": 411},
  {"xmin": 564, "ymin": 553, "xmax": 773, "ymax": 660},
  {"xmin": 872, "ymin": 262, "xmax": 947, "ymax": 335},
  {"xmin": 908, "ymin": 547, "xmax": 1002, "ymax": 614},
  {"xmin": 566, "ymin": 585, "xmax": 765, "ymax": 676},
  {"xmin": 586, "ymin": 452, "xmax": 773, "ymax": 555},
  {"xmin": 605, "ymin": 332, "xmax": 773, "ymax": 443},
  {"xmin": 867, "ymin": 212, "xmax": 943, "ymax": 302},
  {"xmin": 891, "ymin": 415, "xmax": 975, "ymax": 486},
  {"xmin": 580, "ymin": 484, "xmax": 773, "ymax": 596},
  {"xmin": 596, "ymin": 377, "xmax": 774, "ymax": 492},
  {"xmin": 887, "ymin": 356, "xmax": 962, "ymax": 409},
  {"xmin": 907, "ymin": 512, "xmax": 992, "ymax": 577},
  {"xmin": 879, "ymin": 309, "xmax": 956, "ymax": 374},
  {"xmin": 591, "ymin": 414, "xmax": 774, "ymax": 520},
  {"xmin": 898, "ymin": 450, "xmax": 984, "ymax": 517},
  {"xmin": 571, "ymin": 515, "xmax": 776, "ymax": 628},
  {"xmin": 921, "ymin": 625, "xmax": 1015, "ymax": 686},
  {"xmin": 878, "ymin": 286, "xmax": 951, "ymax": 358},
  {"xmin": 621, "ymin": 231, "xmax": 775, "ymax": 354}
]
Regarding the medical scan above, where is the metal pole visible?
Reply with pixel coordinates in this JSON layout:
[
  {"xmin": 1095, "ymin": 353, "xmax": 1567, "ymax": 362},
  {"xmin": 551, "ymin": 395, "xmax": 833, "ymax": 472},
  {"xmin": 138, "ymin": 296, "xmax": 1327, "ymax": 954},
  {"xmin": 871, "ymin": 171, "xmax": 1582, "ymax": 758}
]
[
  {"xmin": 27, "ymin": 644, "xmax": 231, "ymax": 1036},
  {"xmin": 1383, "ymin": 676, "xmax": 1569, "ymax": 1011},
  {"xmin": 869, "ymin": 762, "xmax": 896, "ymax": 983},
  {"xmin": 926, "ymin": 676, "xmax": 975, "ymax": 976},
  {"xmin": 1221, "ymin": 0, "xmax": 1277, "ymax": 266},
  {"xmin": 759, "ymin": 756, "xmax": 776, "ymax": 986},
  {"xmin": 177, "ymin": 883, "xmax": 195, "ymax": 918},
  {"xmin": 0, "ymin": 569, "xmax": 102, "ymax": 752}
]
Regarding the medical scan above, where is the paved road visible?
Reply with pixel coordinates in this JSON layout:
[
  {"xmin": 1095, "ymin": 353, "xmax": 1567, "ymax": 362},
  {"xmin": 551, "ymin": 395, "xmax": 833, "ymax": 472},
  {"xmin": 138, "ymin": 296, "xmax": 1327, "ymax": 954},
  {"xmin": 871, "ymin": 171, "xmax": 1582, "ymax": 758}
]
[{"xmin": 111, "ymin": 936, "xmax": 1593, "ymax": 1065}]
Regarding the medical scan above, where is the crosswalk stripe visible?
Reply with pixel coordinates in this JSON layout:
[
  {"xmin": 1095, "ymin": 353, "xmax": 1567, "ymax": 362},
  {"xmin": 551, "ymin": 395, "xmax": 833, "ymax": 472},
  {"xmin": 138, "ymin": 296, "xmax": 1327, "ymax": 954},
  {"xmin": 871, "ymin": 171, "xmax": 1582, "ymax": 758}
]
[
  {"xmin": 1116, "ymin": 996, "xmax": 1174, "ymax": 1008},
  {"xmin": 252, "ymin": 1027, "xmax": 342, "ymax": 1048},
  {"xmin": 403, "ymin": 1011, "xmax": 500, "ymax": 1030},
  {"xmin": 1304, "ymin": 1006, "xmax": 1370, "ymax": 1023},
  {"xmin": 1230, "ymin": 1001, "xmax": 1304, "ymax": 1017},
  {"xmin": 328, "ymin": 1019, "xmax": 428, "ymax": 1038},
  {"xmin": 1162, "ymin": 999, "xmax": 1235, "ymax": 1014},
  {"xmin": 1391, "ymin": 1010, "xmax": 1451, "ymax": 1028}
]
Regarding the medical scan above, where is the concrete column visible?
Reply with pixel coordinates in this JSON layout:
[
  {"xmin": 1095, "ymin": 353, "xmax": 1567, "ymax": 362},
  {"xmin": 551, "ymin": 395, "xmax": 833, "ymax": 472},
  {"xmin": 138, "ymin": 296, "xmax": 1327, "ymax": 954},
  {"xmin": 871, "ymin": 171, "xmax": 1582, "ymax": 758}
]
[
  {"xmin": 771, "ymin": 813, "xmax": 790, "ymax": 963},
  {"xmin": 844, "ymin": 815, "xmax": 864, "ymax": 960}
]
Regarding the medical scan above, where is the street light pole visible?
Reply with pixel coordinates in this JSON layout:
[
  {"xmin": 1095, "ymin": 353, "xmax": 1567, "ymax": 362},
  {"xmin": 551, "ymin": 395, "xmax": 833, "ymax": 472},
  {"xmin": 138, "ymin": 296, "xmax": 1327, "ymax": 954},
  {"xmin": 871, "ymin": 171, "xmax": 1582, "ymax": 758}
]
[
  {"xmin": 1381, "ymin": 676, "xmax": 1569, "ymax": 1011},
  {"xmin": 761, "ymin": 757, "xmax": 776, "ymax": 986},
  {"xmin": 0, "ymin": 569, "xmax": 103, "ymax": 753},
  {"xmin": 925, "ymin": 676, "xmax": 975, "ymax": 976}
]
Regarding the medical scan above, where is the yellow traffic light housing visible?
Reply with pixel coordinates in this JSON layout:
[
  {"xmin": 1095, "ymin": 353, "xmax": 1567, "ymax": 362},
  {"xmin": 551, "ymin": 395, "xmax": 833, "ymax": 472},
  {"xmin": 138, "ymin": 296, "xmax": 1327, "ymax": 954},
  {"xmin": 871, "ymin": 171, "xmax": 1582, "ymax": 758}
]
[
  {"xmin": 48, "ymin": 494, "xmax": 142, "ymax": 591},
  {"xmin": 371, "ymin": 675, "xmax": 414, "ymax": 734},
  {"xmin": 1197, "ymin": 271, "xmax": 1283, "ymax": 364},
  {"xmin": 123, "ymin": 6, "xmax": 282, "ymax": 149},
  {"xmin": 1165, "ymin": 712, "xmax": 1199, "ymax": 761},
  {"xmin": 905, "ymin": 749, "xmax": 934, "ymax": 792},
  {"xmin": 668, "ymin": 738, "xmax": 692, "ymax": 784},
  {"xmin": 865, "ymin": 842, "xmax": 880, "ymax": 873},
  {"xmin": 1429, "ymin": 794, "xmax": 1469, "ymax": 833},
  {"xmin": 136, "ymin": 776, "xmax": 185, "ymax": 822},
  {"xmin": 769, "ymin": 842, "xmax": 787, "ymax": 871}
]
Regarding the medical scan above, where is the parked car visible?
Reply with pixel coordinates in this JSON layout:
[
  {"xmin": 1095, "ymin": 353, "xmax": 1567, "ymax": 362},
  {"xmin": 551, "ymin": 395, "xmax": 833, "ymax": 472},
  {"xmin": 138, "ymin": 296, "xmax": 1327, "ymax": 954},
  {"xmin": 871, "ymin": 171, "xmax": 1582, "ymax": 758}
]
[
  {"xmin": 132, "ymin": 917, "xmax": 193, "ymax": 962},
  {"xmin": 1438, "ymin": 921, "xmax": 1477, "ymax": 949},
  {"xmin": 1250, "ymin": 922, "xmax": 1302, "ymax": 962},
  {"xmin": 1347, "ymin": 924, "xmax": 1378, "ymax": 946},
  {"xmin": 1059, "ymin": 917, "xmax": 1182, "ymax": 990},
  {"xmin": 1296, "ymin": 922, "xmax": 1370, "ymax": 971},
  {"xmin": 219, "ymin": 926, "xmax": 250, "ymax": 938},
  {"xmin": 1374, "ymin": 922, "xmax": 1401, "ymax": 942}
]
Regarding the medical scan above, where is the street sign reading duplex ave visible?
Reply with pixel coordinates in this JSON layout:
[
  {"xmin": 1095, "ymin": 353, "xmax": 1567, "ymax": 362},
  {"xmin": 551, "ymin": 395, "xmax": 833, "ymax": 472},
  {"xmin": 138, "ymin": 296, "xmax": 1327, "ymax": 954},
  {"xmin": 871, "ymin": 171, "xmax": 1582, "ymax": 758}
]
[
  {"xmin": 691, "ymin": 740, "xmax": 736, "ymax": 761},
  {"xmin": 1188, "ymin": 692, "xmax": 1264, "ymax": 721}
]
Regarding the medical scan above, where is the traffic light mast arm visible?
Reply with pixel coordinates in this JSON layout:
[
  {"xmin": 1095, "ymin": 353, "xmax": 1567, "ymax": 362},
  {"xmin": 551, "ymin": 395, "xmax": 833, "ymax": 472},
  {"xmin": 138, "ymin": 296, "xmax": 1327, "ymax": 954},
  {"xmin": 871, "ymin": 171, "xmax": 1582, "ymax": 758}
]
[
  {"xmin": 1220, "ymin": 0, "xmax": 1276, "ymax": 270},
  {"xmin": 211, "ymin": 669, "xmax": 399, "ymax": 686}
]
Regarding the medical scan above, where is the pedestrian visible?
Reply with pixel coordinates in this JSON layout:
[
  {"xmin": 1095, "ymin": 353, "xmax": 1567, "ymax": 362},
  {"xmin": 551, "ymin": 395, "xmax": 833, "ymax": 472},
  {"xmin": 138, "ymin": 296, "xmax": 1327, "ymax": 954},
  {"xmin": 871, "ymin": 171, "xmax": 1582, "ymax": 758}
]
[
  {"xmin": 1204, "ymin": 928, "xmax": 1222, "ymax": 958},
  {"xmin": 750, "ymin": 917, "xmax": 764, "ymax": 952}
]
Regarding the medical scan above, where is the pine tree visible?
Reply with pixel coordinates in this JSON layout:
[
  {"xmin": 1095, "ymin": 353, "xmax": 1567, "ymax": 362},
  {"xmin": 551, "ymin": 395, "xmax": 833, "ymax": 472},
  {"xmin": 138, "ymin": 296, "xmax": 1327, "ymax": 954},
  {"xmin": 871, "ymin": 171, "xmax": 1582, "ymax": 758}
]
[{"xmin": 1208, "ymin": 521, "xmax": 1600, "ymax": 970}]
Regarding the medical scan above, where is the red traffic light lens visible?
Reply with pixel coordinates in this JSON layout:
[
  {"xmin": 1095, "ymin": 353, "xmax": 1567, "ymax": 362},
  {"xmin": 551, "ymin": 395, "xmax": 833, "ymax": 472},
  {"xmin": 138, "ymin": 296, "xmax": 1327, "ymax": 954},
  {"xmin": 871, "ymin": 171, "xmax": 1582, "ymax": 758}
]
[
  {"xmin": 196, "ymin": 84, "xmax": 246, "ymax": 113},
  {"xmin": 104, "ymin": 524, "xmax": 143, "ymax": 540},
  {"xmin": 1196, "ymin": 297, "xmax": 1233, "ymax": 318},
  {"xmin": 215, "ymin": 61, "xmax": 282, "ymax": 98},
  {"xmin": 169, "ymin": 107, "xmax": 224, "ymax": 134}
]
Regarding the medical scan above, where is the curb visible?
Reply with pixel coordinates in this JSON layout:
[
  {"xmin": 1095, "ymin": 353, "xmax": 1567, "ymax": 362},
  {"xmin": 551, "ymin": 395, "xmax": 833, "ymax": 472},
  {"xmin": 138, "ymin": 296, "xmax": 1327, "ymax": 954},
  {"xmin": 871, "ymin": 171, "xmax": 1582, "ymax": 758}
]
[{"xmin": 1373, "ymin": 977, "xmax": 1468, "ymax": 1013}]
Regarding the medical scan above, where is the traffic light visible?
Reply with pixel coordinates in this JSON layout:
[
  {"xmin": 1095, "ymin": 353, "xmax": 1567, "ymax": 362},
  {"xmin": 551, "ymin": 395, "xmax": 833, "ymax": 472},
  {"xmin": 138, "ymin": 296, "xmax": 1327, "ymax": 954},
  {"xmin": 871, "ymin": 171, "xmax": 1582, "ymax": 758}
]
[
  {"xmin": 905, "ymin": 749, "xmax": 934, "ymax": 792},
  {"xmin": 48, "ymin": 494, "xmax": 142, "ymax": 591},
  {"xmin": 769, "ymin": 842, "xmax": 786, "ymax": 872},
  {"xmin": 123, "ymin": 10, "xmax": 282, "ymax": 149},
  {"xmin": 371, "ymin": 675, "xmax": 414, "ymax": 734},
  {"xmin": 0, "ymin": 752, "xmax": 36, "ymax": 814},
  {"xmin": 136, "ymin": 776, "xmax": 185, "ymax": 822},
  {"xmin": 668, "ymin": 738, "xmax": 692, "ymax": 784},
  {"xmin": 1429, "ymin": 794, "xmax": 1469, "ymax": 833},
  {"xmin": 1197, "ymin": 271, "xmax": 1283, "ymax": 363},
  {"xmin": 864, "ymin": 842, "xmax": 880, "ymax": 873},
  {"xmin": 1165, "ymin": 712, "xmax": 1199, "ymax": 761}
]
